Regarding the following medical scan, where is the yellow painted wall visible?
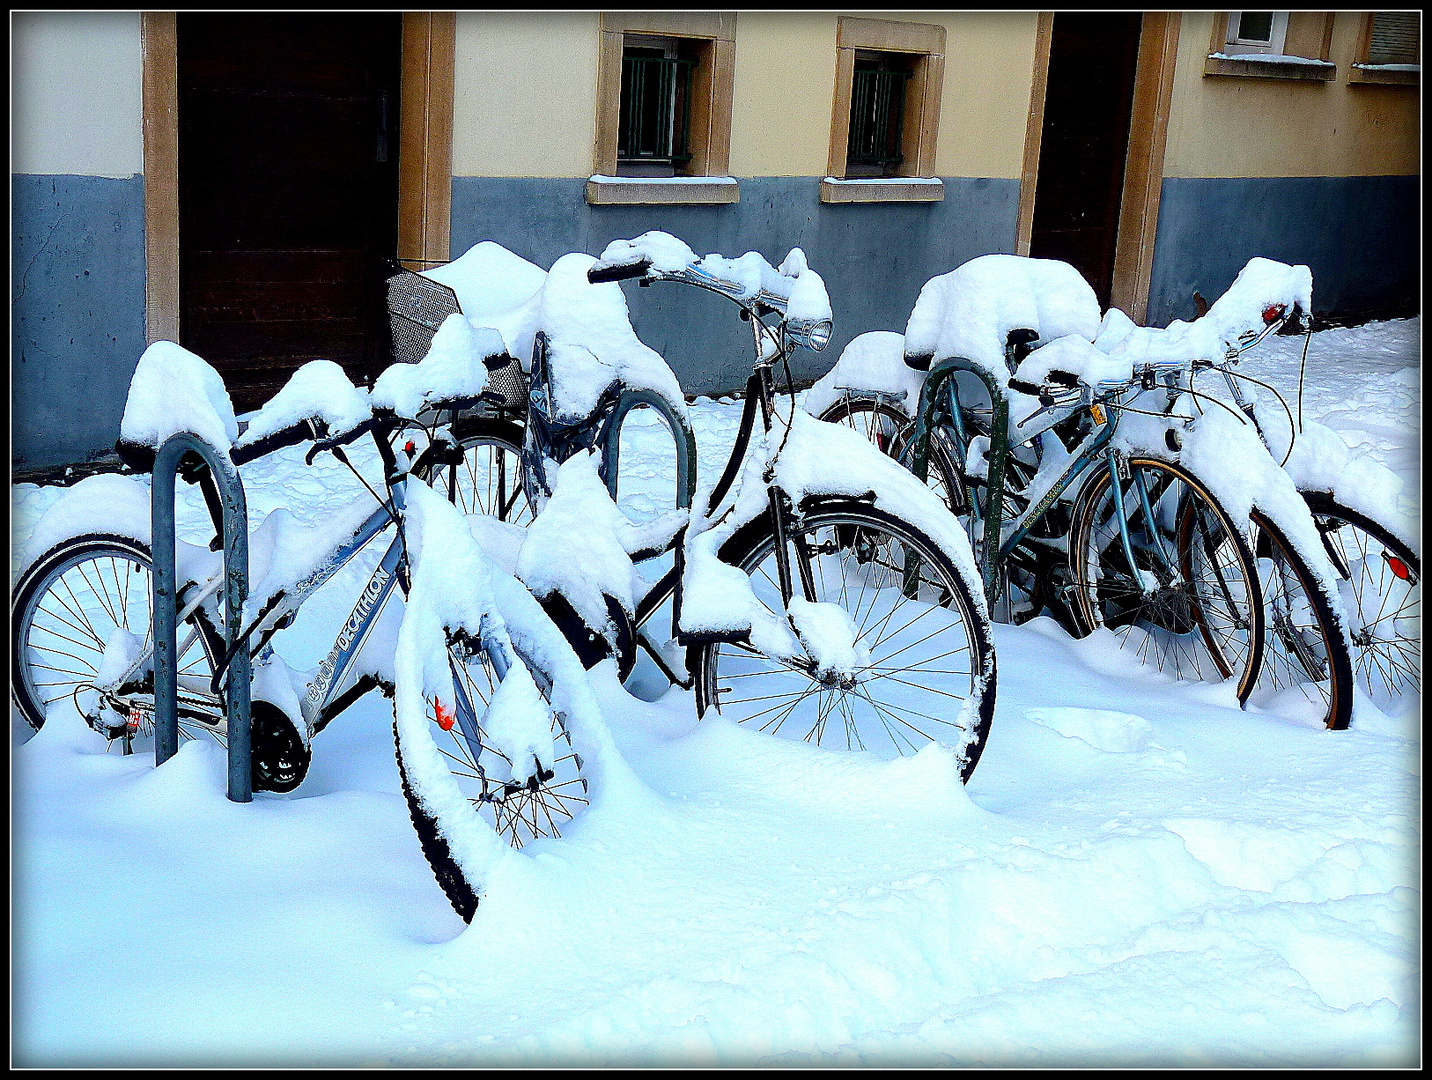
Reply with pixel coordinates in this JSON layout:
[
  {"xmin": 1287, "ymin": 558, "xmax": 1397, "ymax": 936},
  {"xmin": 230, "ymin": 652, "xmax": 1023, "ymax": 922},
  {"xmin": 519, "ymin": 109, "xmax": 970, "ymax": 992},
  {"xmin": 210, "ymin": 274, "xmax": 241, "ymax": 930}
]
[
  {"xmin": 1163, "ymin": 12, "xmax": 1420, "ymax": 178},
  {"xmin": 452, "ymin": 11, "xmax": 600, "ymax": 177},
  {"xmin": 729, "ymin": 11, "xmax": 1039, "ymax": 178},
  {"xmin": 452, "ymin": 11, "xmax": 1041, "ymax": 180},
  {"xmin": 929, "ymin": 11, "xmax": 1041, "ymax": 180},
  {"xmin": 728, "ymin": 13, "xmax": 838, "ymax": 176}
]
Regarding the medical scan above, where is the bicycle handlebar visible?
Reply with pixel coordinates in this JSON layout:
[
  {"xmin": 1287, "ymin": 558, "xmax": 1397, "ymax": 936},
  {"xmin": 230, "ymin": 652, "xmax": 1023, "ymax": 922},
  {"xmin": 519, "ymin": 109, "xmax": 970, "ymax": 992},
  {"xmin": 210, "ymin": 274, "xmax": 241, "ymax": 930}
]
[{"xmin": 587, "ymin": 259, "xmax": 652, "ymax": 284}]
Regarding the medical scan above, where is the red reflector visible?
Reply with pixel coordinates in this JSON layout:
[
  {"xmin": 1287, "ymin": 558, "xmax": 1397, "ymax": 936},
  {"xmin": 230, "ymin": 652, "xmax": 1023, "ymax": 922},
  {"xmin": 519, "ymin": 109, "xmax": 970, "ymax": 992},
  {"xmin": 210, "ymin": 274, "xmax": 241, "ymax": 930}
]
[
  {"xmin": 404, "ymin": 440, "xmax": 416, "ymax": 455},
  {"xmin": 1262, "ymin": 304, "xmax": 1284, "ymax": 324},
  {"xmin": 1385, "ymin": 554, "xmax": 1411, "ymax": 581},
  {"xmin": 434, "ymin": 700, "xmax": 455, "ymax": 731}
]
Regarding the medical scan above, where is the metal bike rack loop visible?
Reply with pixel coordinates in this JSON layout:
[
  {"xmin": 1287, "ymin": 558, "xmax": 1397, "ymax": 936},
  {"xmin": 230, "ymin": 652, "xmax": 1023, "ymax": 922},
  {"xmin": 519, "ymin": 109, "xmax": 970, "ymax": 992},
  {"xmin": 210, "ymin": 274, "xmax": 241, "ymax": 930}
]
[
  {"xmin": 910, "ymin": 357, "xmax": 1010, "ymax": 607},
  {"xmin": 152, "ymin": 432, "xmax": 253, "ymax": 803},
  {"xmin": 600, "ymin": 388, "xmax": 699, "ymax": 511}
]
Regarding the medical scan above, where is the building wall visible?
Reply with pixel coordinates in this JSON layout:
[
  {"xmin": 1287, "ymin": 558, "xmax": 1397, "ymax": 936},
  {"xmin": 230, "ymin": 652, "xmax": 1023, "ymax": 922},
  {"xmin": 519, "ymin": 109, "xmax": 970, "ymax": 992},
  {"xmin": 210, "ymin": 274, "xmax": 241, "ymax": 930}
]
[
  {"xmin": 447, "ymin": 12, "xmax": 1037, "ymax": 391},
  {"xmin": 11, "ymin": 12, "xmax": 1417, "ymax": 469},
  {"xmin": 1147, "ymin": 12, "xmax": 1419, "ymax": 324},
  {"xmin": 12, "ymin": 11, "xmax": 148, "ymax": 471}
]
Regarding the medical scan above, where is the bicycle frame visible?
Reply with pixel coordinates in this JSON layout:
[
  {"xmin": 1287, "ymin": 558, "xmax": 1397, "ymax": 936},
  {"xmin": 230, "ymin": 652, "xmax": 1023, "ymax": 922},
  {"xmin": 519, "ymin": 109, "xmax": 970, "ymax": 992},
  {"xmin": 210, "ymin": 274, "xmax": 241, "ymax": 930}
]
[
  {"xmin": 102, "ymin": 430, "xmax": 499, "ymax": 750},
  {"xmin": 521, "ymin": 279, "xmax": 826, "ymax": 674},
  {"xmin": 906, "ymin": 360, "xmax": 1174, "ymax": 608}
]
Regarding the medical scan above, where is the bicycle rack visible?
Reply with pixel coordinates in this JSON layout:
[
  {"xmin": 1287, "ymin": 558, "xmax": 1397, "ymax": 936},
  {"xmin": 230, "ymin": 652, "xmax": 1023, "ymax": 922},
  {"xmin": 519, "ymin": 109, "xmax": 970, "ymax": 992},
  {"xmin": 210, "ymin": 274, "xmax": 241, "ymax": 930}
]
[
  {"xmin": 152, "ymin": 433, "xmax": 253, "ymax": 803},
  {"xmin": 910, "ymin": 357, "xmax": 1010, "ymax": 608},
  {"xmin": 600, "ymin": 388, "xmax": 698, "ymax": 512}
]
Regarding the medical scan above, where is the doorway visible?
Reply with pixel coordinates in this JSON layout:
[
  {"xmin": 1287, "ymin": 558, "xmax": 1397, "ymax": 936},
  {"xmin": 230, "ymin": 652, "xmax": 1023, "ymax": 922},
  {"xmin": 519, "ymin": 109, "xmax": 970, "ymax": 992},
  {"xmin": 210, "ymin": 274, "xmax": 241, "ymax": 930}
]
[
  {"xmin": 176, "ymin": 13, "xmax": 402, "ymax": 409},
  {"xmin": 1027, "ymin": 13, "xmax": 1143, "ymax": 310}
]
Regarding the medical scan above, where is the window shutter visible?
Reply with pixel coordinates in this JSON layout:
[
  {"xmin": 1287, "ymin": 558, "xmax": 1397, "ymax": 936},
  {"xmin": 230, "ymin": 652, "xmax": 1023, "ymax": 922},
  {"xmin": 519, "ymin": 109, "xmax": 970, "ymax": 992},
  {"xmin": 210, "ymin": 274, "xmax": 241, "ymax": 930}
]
[{"xmin": 1369, "ymin": 12, "xmax": 1420, "ymax": 65}]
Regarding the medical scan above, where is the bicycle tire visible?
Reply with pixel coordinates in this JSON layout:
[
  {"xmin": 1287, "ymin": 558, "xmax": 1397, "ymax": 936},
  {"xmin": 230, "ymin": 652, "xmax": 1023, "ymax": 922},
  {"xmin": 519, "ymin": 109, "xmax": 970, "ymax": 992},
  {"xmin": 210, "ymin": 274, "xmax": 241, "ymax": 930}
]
[
  {"xmin": 819, "ymin": 395, "xmax": 1059, "ymax": 625},
  {"xmin": 11, "ymin": 533, "xmax": 222, "ymax": 741},
  {"xmin": 441, "ymin": 416, "xmax": 535, "ymax": 526},
  {"xmin": 1301, "ymin": 491, "xmax": 1420, "ymax": 707},
  {"xmin": 1249, "ymin": 509, "xmax": 1357, "ymax": 730},
  {"xmin": 690, "ymin": 499, "xmax": 997, "ymax": 781},
  {"xmin": 1067, "ymin": 457, "xmax": 1266, "ymax": 702},
  {"xmin": 816, "ymin": 397, "xmax": 964, "ymax": 511},
  {"xmin": 392, "ymin": 639, "xmax": 588, "ymax": 923}
]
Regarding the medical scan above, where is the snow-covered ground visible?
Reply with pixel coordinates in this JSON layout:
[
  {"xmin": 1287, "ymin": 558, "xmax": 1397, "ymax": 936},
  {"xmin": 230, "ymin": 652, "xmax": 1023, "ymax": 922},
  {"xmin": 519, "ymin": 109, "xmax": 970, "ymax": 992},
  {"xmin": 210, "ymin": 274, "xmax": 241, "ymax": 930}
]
[{"xmin": 10, "ymin": 318, "xmax": 1420, "ymax": 1066}]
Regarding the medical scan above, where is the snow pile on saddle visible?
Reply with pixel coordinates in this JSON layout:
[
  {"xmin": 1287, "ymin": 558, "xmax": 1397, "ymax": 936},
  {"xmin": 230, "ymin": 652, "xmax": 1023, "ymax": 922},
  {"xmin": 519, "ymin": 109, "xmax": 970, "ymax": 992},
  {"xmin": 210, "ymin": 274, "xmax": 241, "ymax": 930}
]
[
  {"xmin": 903, "ymin": 254, "xmax": 1101, "ymax": 382},
  {"xmin": 595, "ymin": 230, "xmax": 833, "ymax": 324},
  {"xmin": 422, "ymin": 241, "xmax": 547, "ymax": 323},
  {"xmin": 804, "ymin": 331, "xmax": 925, "ymax": 418},
  {"xmin": 235, "ymin": 360, "xmax": 373, "ymax": 448},
  {"xmin": 535, "ymin": 252, "xmax": 687, "ymax": 423},
  {"xmin": 1013, "ymin": 333, "xmax": 1133, "ymax": 391},
  {"xmin": 120, "ymin": 341, "xmax": 239, "ymax": 452},
  {"xmin": 1096, "ymin": 257, "xmax": 1312, "ymax": 366},
  {"xmin": 516, "ymin": 451, "xmax": 637, "ymax": 635},
  {"xmin": 423, "ymin": 241, "xmax": 549, "ymax": 365},
  {"xmin": 370, "ymin": 312, "xmax": 508, "ymax": 418}
]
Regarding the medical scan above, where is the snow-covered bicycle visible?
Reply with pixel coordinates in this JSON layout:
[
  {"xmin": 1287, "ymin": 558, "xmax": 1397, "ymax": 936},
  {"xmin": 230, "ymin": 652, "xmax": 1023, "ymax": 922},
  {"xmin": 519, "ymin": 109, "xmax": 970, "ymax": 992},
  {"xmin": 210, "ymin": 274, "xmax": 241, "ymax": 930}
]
[
  {"xmin": 1170, "ymin": 278, "xmax": 1419, "ymax": 712},
  {"xmin": 11, "ymin": 343, "xmax": 603, "ymax": 923},
  {"xmin": 412, "ymin": 232, "xmax": 998, "ymax": 773},
  {"xmin": 806, "ymin": 255, "xmax": 1360, "ymax": 729}
]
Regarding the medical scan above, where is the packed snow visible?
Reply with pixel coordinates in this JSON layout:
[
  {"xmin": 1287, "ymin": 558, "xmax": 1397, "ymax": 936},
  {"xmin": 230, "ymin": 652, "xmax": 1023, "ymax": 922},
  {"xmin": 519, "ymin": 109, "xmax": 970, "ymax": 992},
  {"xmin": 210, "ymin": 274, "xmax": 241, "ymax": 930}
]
[
  {"xmin": 119, "ymin": 339, "xmax": 240, "ymax": 453},
  {"xmin": 10, "ymin": 317, "xmax": 1420, "ymax": 1067},
  {"xmin": 235, "ymin": 360, "xmax": 372, "ymax": 449}
]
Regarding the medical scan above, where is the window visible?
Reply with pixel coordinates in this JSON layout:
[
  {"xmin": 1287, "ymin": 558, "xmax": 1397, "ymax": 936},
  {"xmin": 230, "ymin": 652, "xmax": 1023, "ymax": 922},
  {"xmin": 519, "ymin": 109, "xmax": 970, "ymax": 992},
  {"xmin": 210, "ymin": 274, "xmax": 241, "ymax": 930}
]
[
  {"xmin": 1205, "ymin": 12, "xmax": 1335, "ymax": 80},
  {"xmin": 1222, "ymin": 11, "xmax": 1288, "ymax": 55},
  {"xmin": 822, "ymin": 17, "xmax": 946, "ymax": 204},
  {"xmin": 1367, "ymin": 11, "xmax": 1420, "ymax": 64},
  {"xmin": 844, "ymin": 51, "xmax": 915, "ymax": 178},
  {"xmin": 1351, "ymin": 12, "xmax": 1420, "ymax": 85},
  {"xmin": 589, "ymin": 12, "xmax": 737, "ymax": 205},
  {"xmin": 617, "ymin": 36, "xmax": 697, "ymax": 177}
]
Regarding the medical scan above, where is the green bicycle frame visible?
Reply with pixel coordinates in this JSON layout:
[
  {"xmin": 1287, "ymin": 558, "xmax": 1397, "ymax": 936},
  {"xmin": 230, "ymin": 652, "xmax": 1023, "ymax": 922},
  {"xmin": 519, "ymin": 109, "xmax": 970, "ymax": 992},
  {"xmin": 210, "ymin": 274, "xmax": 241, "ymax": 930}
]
[{"xmin": 906, "ymin": 358, "xmax": 1164, "ymax": 609}]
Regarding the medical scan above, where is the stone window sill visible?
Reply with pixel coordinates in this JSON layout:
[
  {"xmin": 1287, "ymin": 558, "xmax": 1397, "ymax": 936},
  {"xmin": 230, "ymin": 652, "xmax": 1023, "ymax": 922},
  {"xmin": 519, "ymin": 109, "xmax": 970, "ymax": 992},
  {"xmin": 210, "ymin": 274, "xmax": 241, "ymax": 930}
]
[
  {"xmin": 1348, "ymin": 63, "xmax": 1419, "ymax": 87},
  {"xmin": 586, "ymin": 175, "xmax": 739, "ymax": 205},
  {"xmin": 1203, "ymin": 53, "xmax": 1336, "ymax": 81},
  {"xmin": 819, "ymin": 177, "xmax": 944, "ymax": 204}
]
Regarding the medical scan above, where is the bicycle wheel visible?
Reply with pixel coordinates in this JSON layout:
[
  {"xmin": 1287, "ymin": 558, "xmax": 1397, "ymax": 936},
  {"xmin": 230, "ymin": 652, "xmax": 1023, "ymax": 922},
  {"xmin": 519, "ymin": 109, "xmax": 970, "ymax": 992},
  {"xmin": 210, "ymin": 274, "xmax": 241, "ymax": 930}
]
[
  {"xmin": 11, "ymin": 534, "xmax": 221, "ymax": 743},
  {"xmin": 393, "ymin": 641, "xmax": 588, "ymax": 922},
  {"xmin": 441, "ymin": 417, "xmax": 535, "ymax": 526},
  {"xmin": 691, "ymin": 499, "xmax": 996, "ymax": 781},
  {"xmin": 1249, "ymin": 511, "xmax": 1356, "ymax": 730},
  {"xmin": 819, "ymin": 396, "xmax": 1051, "ymax": 624},
  {"xmin": 817, "ymin": 397, "xmax": 963, "ymax": 510},
  {"xmin": 1068, "ymin": 458, "xmax": 1265, "ymax": 701},
  {"xmin": 1303, "ymin": 493, "xmax": 1419, "ymax": 708}
]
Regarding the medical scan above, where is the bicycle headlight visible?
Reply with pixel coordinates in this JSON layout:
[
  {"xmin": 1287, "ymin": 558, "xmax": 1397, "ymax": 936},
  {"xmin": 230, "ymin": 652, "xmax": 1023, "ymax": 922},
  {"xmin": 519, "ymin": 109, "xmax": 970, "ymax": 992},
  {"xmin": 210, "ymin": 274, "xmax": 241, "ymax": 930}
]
[{"xmin": 786, "ymin": 318, "xmax": 833, "ymax": 352}]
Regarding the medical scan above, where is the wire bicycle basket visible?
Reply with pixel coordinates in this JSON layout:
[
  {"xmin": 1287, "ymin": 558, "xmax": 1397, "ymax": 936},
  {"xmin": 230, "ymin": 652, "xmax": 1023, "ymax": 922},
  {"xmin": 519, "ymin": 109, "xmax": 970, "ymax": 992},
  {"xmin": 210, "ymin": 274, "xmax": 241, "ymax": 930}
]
[{"xmin": 385, "ymin": 267, "xmax": 530, "ymax": 410}]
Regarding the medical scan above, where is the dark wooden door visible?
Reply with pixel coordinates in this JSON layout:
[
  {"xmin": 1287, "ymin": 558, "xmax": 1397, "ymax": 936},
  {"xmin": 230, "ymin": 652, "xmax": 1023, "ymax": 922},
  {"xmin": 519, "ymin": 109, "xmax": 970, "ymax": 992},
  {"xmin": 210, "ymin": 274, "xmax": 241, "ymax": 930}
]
[
  {"xmin": 177, "ymin": 13, "xmax": 401, "ymax": 409},
  {"xmin": 1029, "ymin": 13, "xmax": 1142, "ymax": 309}
]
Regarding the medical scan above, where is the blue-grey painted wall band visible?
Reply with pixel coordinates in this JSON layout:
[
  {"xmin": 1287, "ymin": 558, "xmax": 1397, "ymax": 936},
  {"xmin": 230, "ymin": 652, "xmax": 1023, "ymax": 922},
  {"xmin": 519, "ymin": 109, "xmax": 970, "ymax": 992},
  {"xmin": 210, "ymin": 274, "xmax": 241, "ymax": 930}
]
[
  {"xmin": 10, "ymin": 172, "xmax": 1418, "ymax": 470},
  {"xmin": 451, "ymin": 176, "xmax": 1023, "ymax": 395},
  {"xmin": 1145, "ymin": 175, "xmax": 1419, "ymax": 326},
  {"xmin": 12, "ymin": 174, "xmax": 147, "ymax": 470}
]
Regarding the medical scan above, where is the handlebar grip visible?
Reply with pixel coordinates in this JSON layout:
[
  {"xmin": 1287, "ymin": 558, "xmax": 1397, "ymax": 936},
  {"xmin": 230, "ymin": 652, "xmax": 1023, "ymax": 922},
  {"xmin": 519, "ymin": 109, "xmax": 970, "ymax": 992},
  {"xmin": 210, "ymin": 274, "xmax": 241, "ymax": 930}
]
[
  {"xmin": 587, "ymin": 259, "xmax": 652, "ymax": 284},
  {"xmin": 1007, "ymin": 378, "xmax": 1043, "ymax": 397},
  {"xmin": 1045, "ymin": 369, "xmax": 1080, "ymax": 389},
  {"xmin": 903, "ymin": 351, "xmax": 934, "ymax": 372}
]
